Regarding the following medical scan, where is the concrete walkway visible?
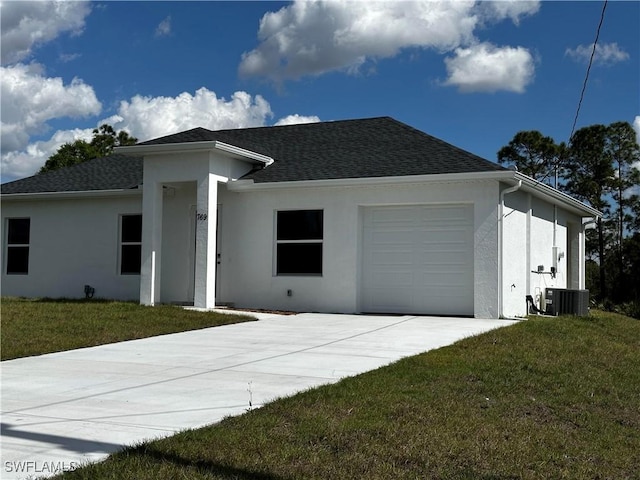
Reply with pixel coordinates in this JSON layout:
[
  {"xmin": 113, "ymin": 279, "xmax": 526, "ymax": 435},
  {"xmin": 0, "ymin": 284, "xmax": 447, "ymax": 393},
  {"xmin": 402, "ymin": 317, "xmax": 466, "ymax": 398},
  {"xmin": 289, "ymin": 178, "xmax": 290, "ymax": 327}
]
[{"xmin": 1, "ymin": 312, "xmax": 516, "ymax": 479}]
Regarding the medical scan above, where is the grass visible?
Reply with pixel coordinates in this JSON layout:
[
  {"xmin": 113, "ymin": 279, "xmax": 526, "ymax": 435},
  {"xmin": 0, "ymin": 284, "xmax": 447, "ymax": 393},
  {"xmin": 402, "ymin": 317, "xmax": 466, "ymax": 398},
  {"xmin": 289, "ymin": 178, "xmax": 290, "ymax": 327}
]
[
  {"xmin": 0, "ymin": 297, "xmax": 254, "ymax": 361},
  {"xmin": 55, "ymin": 310, "xmax": 640, "ymax": 480}
]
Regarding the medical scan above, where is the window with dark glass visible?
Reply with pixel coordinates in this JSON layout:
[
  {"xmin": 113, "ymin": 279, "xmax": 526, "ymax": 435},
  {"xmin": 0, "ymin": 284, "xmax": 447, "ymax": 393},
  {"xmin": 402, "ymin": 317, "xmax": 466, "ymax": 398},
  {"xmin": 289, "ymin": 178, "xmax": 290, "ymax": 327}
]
[
  {"xmin": 6, "ymin": 218, "xmax": 30, "ymax": 275},
  {"xmin": 120, "ymin": 214, "xmax": 142, "ymax": 274},
  {"xmin": 276, "ymin": 210, "xmax": 323, "ymax": 275}
]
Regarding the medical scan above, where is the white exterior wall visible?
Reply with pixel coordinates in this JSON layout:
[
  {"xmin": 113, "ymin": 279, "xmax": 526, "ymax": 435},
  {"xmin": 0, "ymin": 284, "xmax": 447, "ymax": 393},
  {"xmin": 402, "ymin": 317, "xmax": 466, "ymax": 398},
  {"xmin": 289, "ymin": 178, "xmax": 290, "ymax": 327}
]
[
  {"xmin": 501, "ymin": 190, "xmax": 529, "ymax": 317},
  {"xmin": 2, "ymin": 170, "xmax": 590, "ymax": 318},
  {"xmin": 502, "ymin": 189, "xmax": 585, "ymax": 317},
  {"xmin": 1, "ymin": 194, "xmax": 142, "ymax": 300},
  {"xmin": 160, "ymin": 182, "xmax": 197, "ymax": 304},
  {"xmin": 139, "ymin": 151, "xmax": 257, "ymax": 308},
  {"xmin": 219, "ymin": 179, "xmax": 501, "ymax": 318}
]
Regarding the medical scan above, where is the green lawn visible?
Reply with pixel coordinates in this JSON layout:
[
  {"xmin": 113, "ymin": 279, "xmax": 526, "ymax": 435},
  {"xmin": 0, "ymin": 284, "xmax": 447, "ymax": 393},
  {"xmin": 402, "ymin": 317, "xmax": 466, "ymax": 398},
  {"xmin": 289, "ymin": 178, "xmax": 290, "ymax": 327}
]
[
  {"xmin": 0, "ymin": 297, "xmax": 254, "ymax": 360},
  {"xmin": 56, "ymin": 310, "xmax": 639, "ymax": 479}
]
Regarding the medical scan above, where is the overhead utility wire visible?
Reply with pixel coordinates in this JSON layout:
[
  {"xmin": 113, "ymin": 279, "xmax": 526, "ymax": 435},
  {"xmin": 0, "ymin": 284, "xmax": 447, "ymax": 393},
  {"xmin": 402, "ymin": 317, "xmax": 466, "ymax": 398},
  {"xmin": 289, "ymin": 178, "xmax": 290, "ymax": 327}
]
[
  {"xmin": 569, "ymin": 0, "xmax": 608, "ymax": 143},
  {"xmin": 543, "ymin": 0, "xmax": 609, "ymax": 189}
]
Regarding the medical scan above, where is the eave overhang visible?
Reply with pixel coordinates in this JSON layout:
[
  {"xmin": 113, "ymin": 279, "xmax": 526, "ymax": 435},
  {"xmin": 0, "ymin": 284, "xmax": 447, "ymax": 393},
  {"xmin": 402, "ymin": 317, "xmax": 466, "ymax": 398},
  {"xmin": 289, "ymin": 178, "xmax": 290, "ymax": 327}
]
[
  {"xmin": 1, "ymin": 187, "xmax": 142, "ymax": 201},
  {"xmin": 512, "ymin": 172, "xmax": 601, "ymax": 218},
  {"xmin": 115, "ymin": 140, "xmax": 274, "ymax": 166}
]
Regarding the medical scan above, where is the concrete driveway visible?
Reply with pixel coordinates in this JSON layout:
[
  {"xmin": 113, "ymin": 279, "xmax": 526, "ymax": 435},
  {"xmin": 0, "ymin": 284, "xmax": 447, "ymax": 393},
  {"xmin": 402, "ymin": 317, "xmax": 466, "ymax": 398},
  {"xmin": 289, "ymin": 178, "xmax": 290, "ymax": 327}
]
[{"xmin": 1, "ymin": 312, "xmax": 516, "ymax": 479}]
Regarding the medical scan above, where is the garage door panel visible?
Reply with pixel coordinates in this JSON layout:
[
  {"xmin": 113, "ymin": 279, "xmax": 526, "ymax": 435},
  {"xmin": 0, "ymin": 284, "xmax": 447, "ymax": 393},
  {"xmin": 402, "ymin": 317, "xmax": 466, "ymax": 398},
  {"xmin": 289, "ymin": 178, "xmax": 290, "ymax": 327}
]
[
  {"xmin": 422, "ymin": 206, "xmax": 469, "ymax": 224},
  {"xmin": 364, "ymin": 287, "xmax": 414, "ymax": 311},
  {"xmin": 421, "ymin": 226, "xmax": 469, "ymax": 241},
  {"xmin": 371, "ymin": 207, "xmax": 417, "ymax": 225},
  {"xmin": 418, "ymin": 250, "xmax": 468, "ymax": 264},
  {"xmin": 371, "ymin": 230, "xmax": 414, "ymax": 244},
  {"xmin": 369, "ymin": 271, "xmax": 414, "ymax": 286},
  {"xmin": 370, "ymin": 254, "xmax": 413, "ymax": 266},
  {"xmin": 362, "ymin": 204, "xmax": 474, "ymax": 316}
]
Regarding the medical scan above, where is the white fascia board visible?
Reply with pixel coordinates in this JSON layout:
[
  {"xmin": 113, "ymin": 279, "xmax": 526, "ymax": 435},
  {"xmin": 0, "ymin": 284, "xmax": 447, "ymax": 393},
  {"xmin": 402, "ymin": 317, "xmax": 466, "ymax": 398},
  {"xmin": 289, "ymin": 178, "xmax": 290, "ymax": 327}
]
[
  {"xmin": 1, "ymin": 188, "xmax": 142, "ymax": 202},
  {"xmin": 228, "ymin": 170, "xmax": 516, "ymax": 192},
  {"xmin": 213, "ymin": 141, "xmax": 274, "ymax": 166},
  {"xmin": 229, "ymin": 169, "xmax": 600, "ymax": 218},
  {"xmin": 513, "ymin": 172, "xmax": 601, "ymax": 218},
  {"xmin": 115, "ymin": 141, "xmax": 273, "ymax": 166},
  {"xmin": 116, "ymin": 141, "xmax": 215, "ymax": 156}
]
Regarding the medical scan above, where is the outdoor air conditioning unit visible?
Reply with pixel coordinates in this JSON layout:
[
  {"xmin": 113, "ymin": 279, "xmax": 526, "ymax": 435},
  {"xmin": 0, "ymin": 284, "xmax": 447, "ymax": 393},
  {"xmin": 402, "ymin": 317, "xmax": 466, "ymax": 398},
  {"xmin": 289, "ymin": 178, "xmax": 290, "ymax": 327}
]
[{"xmin": 544, "ymin": 288, "xmax": 589, "ymax": 316}]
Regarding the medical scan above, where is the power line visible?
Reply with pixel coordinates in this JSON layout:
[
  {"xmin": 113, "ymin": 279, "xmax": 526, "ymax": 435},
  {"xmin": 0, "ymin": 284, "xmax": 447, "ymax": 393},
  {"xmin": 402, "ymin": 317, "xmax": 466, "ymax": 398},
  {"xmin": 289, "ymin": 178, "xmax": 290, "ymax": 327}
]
[{"xmin": 569, "ymin": 0, "xmax": 608, "ymax": 143}]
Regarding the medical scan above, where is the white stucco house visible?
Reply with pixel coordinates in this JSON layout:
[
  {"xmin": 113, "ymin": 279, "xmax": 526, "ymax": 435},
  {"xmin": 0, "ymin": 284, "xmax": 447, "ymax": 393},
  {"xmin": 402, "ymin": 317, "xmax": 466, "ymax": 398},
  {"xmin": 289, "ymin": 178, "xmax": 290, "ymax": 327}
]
[{"xmin": 1, "ymin": 117, "xmax": 599, "ymax": 318}]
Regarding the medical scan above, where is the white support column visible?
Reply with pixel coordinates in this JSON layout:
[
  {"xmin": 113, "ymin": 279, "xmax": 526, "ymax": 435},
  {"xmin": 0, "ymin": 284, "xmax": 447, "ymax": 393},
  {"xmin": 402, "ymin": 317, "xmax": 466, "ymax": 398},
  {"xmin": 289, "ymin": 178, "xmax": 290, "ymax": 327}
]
[
  {"xmin": 194, "ymin": 174, "xmax": 218, "ymax": 308},
  {"xmin": 140, "ymin": 181, "xmax": 163, "ymax": 305}
]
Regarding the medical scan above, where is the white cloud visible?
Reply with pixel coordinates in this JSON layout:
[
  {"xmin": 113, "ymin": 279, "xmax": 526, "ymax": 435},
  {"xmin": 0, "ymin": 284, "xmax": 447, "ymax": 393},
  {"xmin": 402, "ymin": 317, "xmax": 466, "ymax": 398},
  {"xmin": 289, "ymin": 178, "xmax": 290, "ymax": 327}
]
[
  {"xmin": 2, "ymin": 88, "xmax": 271, "ymax": 179},
  {"xmin": 443, "ymin": 42, "xmax": 534, "ymax": 93},
  {"xmin": 274, "ymin": 114, "xmax": 321, "ymax": 126},
  {"xmin": 59, "ymin": 52, "xmax": 81, "ymax": 63},
  {"xmin": 108, "ymin": 88, "xmax": 273, "ymax": 141},
  {"xmin": 565, "ymin": 42, "xmax": 630, "ymax": 66},
  {"xmin": 240, "ymin": 0, "xmax": 478, "ymax": 80},
  {"xmin": 1, "ymin": 63, "xmax": 101, "ymax": 152},
  {"xmin": 1, "ymin": 128, "xmax": 93, "ymax": 180},
  {"xmin": 479, "ymin": 1, "xmax": 540, "ymax": 25},
  {"xmin": 155, "ymin": 16, "xmax": 172, "ymax": 37},
  {"xmin": 239, "ymin": 0, "xmax": 540, "ymax": 82},
  {"xmin": 1, "ymin": 0, "xmax": 92, "ymax": 65},
  {"xmin": 1, "ymin": 86, "xmax": 322, "ymax": 181}
]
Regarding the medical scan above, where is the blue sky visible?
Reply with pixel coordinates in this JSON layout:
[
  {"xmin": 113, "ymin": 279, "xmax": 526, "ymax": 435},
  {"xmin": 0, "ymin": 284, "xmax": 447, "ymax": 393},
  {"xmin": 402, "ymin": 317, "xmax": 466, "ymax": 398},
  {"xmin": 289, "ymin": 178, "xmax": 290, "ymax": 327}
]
[{"xmin": 1, "ymin": 1, "xmax": 639, "ymax": 182}]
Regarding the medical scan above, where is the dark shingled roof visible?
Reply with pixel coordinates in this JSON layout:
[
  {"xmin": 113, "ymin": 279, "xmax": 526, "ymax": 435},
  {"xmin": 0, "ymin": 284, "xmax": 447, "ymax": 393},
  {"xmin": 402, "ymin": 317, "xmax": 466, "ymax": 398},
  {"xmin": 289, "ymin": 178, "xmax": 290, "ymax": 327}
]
[
  {"xmin": 141, "ymin": 116, "xmax": 505, "ymax": 183},
  {"xmin": 2, "ymin": 117, "xmax": 505, "ymax": 194},
  {"xmin": 1, "ymin": 155, "xmax": 142, "ymax": 194}
]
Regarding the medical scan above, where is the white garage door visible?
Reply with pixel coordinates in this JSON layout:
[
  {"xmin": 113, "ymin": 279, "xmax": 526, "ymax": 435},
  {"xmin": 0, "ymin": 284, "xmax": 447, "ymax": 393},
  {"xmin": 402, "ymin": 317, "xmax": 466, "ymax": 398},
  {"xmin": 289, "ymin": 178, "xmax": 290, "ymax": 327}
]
[{"xmin": 361, "ymin": 204, "xmax": 474, "ymax": 316}]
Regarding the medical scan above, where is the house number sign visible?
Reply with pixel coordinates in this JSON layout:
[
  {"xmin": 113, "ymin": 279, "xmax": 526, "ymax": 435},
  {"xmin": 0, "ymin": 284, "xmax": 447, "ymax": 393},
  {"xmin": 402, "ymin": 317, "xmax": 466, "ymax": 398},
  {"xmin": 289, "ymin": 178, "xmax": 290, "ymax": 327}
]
[{"xmin": 196, "ymin": 212, "xmax": 208, "ymax": 222}]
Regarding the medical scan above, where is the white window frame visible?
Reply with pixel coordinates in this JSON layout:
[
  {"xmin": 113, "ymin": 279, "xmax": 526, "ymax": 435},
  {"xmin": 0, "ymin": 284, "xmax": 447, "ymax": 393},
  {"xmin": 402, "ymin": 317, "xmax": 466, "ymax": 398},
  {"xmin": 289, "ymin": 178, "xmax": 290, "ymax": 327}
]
[
  {"xmin": 5, "ymin": 217, "xmax": 30, "ymax": 275},
  {"xmin": 119, "ymin": 214, "xmax": 142, "ymax": 275},
  {"xmin": 274, "ymin": 209, "xmax": 323, "ymax": 276}
]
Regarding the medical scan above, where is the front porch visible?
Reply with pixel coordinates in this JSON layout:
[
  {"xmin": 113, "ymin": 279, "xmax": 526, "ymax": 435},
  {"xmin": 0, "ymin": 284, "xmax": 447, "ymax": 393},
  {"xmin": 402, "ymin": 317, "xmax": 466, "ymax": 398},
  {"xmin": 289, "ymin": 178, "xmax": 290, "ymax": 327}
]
[{"xmin": 116, "ymin": 140, "xmax": 273, "ymax": 309}]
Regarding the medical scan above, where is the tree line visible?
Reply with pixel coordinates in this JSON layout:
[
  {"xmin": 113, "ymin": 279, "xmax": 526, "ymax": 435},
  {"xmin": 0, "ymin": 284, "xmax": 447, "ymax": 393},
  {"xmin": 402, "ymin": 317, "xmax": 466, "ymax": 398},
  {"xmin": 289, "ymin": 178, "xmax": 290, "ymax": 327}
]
[
  {"xmin": 498, "ymin": 121, "xmax": 640, "ymax": 316},
  {"xmin": 39, "ymin": 124, "xmax": 137, "ymax": 173}
]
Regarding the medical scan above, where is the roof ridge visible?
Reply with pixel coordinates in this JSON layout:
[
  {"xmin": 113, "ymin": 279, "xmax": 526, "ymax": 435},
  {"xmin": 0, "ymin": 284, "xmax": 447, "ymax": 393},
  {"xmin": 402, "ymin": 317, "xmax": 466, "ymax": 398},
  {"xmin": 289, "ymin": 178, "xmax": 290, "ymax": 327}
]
[
  {"xmin": 136, "ymin": 116, "xmax": 398, "ymax": 144},
  {"xmin": 213, "ymin": 116, "xmax": 393, "ymax": 134}
]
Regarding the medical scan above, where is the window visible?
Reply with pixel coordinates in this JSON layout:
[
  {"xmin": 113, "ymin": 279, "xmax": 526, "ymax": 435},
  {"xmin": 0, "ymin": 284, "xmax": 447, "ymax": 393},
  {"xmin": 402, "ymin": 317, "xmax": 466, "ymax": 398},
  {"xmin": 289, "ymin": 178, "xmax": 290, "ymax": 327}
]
[
  {"xmin": 120, "ymin": 214, "xmax": 142, "ymax": 274},
  {"xmin": 276, "ymin": 210, "xmax": 323, "ymax": 275},
  {"xmin": 6, "ymin": 218, "xmax": 30, "ymax": 275}
]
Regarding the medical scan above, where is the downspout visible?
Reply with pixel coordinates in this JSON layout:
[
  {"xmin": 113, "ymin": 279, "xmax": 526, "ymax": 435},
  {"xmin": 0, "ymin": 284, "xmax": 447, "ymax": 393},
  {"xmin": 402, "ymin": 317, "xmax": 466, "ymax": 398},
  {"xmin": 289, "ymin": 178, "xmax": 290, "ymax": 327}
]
[
  {"xmin": 498, "ymin": 180, "xmax": 522, "ymax": 318},
  {"xmin": 552, "ymin": 204, "xmax": 558, "ymax": 281},
  {"xmin": 553, "ymin": 205, "xmax": 557, "ymax": 248}
]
